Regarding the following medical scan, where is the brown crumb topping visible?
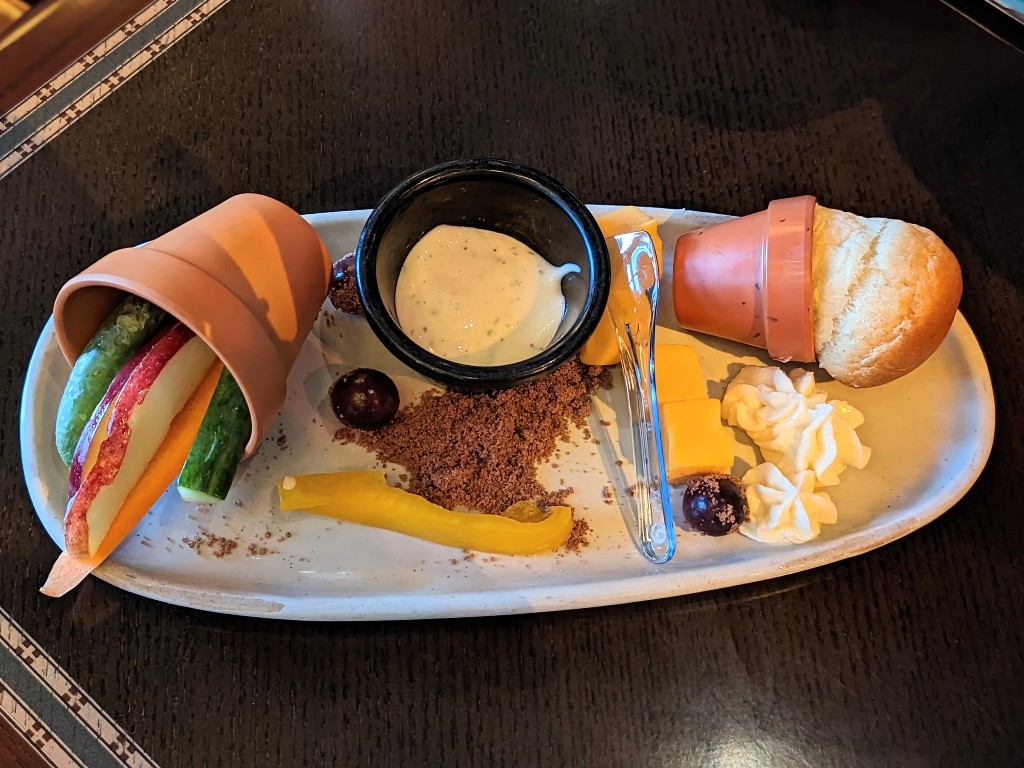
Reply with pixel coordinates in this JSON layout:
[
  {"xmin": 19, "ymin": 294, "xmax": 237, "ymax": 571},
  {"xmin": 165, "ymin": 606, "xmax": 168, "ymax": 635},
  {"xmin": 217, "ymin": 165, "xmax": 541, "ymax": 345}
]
[
  {"xmin": 182, "ymin": 526, "xmax": 290, "ymax": 558},
  {"xmin": 564, "ymin": 518, "xmax": 591, "ymax": 553},
  {"xmin": 335, "ymin": 358, "xmax": 611, "ymax": 514},
  {"xmin": 182, "ymin": 528, "xmax": 238, "ymax": 558}
]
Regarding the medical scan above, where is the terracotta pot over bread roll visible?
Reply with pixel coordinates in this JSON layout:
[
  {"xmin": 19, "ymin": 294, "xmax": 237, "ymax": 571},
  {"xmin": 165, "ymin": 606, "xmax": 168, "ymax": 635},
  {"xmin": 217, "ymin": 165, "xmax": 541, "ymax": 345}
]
[{"xmin": 673, "ymin": 198, "xmax": 963, "ymax": 388}]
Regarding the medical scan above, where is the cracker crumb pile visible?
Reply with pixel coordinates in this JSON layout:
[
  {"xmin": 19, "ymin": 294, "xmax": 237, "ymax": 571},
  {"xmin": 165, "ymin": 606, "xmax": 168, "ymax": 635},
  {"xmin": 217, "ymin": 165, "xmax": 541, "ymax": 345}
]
[{"xmin": 335, "ymin": 358, "xmax": 611, "ymax": 515}]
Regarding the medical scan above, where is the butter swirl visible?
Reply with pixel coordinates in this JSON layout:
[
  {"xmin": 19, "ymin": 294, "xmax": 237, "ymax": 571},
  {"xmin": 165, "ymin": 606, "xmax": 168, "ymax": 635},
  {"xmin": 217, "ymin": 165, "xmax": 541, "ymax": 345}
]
[
  {"xmin": 722, "ymin": 366, "xmax": 870, "ymax": 487},
  {"xmin": 740, "ymin": 463, "xmax": 838, "ymax": 544}
]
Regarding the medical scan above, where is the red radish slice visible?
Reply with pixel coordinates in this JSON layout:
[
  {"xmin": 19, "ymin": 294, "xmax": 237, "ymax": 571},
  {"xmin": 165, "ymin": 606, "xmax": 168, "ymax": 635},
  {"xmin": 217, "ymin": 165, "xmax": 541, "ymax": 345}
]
[
  {"xmin": 68, "ymin": 331, "xmax": 163, "ymax": 496},
  {"xmin": 42, "ymin": 360, "xmax": 223, "ymax": 597},
  {"xmin": 64, "ymin": 323, "xmax": 217, "ymax": 558},
  {"xmin": 69, "ymin": 405, "xmax": 113, "ymax": 500}
]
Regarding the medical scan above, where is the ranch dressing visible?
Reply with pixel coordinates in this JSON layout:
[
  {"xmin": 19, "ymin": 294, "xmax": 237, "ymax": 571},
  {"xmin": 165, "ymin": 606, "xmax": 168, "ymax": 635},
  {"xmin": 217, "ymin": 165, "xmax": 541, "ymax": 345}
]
[{"xmin": 395, "ymin": 225, "xmax": 580, "ymax": 366}]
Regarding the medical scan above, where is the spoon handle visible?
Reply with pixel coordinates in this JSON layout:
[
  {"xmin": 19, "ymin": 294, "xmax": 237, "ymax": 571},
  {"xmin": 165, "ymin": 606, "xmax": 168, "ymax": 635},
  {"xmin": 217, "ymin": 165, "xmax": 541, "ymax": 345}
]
[{"xmin": 607, "ymin": 232, "xmax": 677, "ymax": 564}]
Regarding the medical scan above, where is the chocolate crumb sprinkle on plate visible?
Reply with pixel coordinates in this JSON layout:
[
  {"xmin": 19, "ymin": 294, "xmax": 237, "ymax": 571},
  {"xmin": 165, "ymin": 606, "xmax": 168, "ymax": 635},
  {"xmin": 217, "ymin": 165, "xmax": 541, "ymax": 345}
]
[{"xmin": 335, "ymin": 358, "xmax": 611, "ymax": 515}]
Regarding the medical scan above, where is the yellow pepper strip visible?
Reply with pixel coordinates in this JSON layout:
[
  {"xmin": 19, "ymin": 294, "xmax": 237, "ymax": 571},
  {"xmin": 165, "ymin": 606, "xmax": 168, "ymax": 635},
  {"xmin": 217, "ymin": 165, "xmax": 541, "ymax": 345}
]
[{"xmin": 278, "ymin": 471, "xmax": 573, "ymax": 556}]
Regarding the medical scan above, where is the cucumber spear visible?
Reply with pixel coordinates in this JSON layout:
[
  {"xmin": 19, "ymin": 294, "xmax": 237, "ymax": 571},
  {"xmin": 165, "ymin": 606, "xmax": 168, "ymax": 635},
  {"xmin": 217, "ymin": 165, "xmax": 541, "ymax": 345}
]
[
  {"xmin": 55, "ymin": 296, "xmax": 166, "ymax": 465},
  {"xmin": 177, "ymin": 367, "xmax": 251, "ymax": 503}
]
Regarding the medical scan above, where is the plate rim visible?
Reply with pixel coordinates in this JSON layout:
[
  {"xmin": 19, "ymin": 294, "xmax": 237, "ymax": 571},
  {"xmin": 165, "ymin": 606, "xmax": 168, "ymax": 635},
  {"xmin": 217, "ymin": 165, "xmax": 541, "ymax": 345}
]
[{"xmin": 20, "ymin": 206, "xmax": 997, "ymax": 620}]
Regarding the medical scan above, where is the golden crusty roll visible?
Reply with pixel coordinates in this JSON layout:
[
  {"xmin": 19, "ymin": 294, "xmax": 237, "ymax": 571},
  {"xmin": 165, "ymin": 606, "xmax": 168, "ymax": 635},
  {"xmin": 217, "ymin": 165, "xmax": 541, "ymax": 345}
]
[{"xmin": 811, "ymin": 205, "xmax": 963, "ymax": 388}]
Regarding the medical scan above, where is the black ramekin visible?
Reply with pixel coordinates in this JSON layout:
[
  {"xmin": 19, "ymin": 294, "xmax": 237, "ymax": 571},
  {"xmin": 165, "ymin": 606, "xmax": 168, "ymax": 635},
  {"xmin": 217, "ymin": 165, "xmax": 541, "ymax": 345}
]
[{"xmin": 355, "ymin": 158, "xmax": 609, "ymax": 390}]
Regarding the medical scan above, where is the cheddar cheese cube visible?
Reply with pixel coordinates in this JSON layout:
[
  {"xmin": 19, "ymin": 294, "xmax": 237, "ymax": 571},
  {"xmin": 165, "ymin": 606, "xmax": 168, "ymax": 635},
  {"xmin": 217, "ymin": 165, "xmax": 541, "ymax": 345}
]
[
  {"xmin": 654, "ymin": 344, "xmax": 706, "ymax": 404},
  {"xmin": 659, "ymin": 399, "xmax": 734, "ymax": 482},
  {"xmin": 579, "ymin": 207, "xmax": 663, "ymax": 367}
]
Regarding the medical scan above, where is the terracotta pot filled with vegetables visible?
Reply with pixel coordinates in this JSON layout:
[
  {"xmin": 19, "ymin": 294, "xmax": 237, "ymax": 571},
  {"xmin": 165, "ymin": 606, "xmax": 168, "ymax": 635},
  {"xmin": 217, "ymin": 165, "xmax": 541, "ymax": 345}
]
[{"xmin": 44, "ymin": 194, "xmax": 332, "ymax": 596}]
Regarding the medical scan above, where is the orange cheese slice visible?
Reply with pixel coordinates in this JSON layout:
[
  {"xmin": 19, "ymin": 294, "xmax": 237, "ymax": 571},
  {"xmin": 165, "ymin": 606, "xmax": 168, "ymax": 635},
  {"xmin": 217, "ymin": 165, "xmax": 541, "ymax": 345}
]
[
  {"xmin": 580, "ymin": 207, "xmax": 663, "ymax": 367},
  {"xmin": 659, "ymin": 398, "xmax": 734, "ymax": 482},
  {"xmin": 654, "ymin": 344, "xmax": 706, "ymax": 404}
]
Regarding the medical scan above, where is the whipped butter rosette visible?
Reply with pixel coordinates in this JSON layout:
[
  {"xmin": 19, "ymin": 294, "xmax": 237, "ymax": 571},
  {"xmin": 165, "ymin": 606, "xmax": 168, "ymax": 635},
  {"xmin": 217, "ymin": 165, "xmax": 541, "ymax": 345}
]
[
  {"xmin": 739, "ymin": 463, "xmax": 838, "ymax": 544},
  {"xmin": 722, "ymin": 366, "xmax": 871, "ymax": 487}
]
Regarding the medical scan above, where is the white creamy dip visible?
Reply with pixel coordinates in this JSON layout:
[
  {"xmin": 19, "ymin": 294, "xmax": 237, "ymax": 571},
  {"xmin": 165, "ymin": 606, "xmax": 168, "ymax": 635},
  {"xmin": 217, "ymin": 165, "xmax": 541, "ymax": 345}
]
[{"xmin": 394, "ymin": 225, "xmax": 580, "ymax": 366}]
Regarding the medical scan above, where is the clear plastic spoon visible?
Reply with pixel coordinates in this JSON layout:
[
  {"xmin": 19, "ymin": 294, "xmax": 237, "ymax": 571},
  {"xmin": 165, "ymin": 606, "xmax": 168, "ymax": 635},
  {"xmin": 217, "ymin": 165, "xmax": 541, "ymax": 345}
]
[{"xmin": 606, "ymin": 231, "xmax": 676, "ymax": 564}]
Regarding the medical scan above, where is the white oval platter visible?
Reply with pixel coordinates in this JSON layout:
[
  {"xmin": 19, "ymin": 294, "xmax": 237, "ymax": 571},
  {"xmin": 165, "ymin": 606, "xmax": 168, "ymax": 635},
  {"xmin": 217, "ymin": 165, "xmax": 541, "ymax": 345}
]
[{"xmin": 19, "ymin": 206, "xmax": 995, "ymax": 620}]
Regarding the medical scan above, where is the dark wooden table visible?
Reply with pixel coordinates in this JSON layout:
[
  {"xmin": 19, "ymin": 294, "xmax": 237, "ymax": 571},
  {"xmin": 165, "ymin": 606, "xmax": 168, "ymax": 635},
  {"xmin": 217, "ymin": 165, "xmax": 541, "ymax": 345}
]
[{"xmin": 2, "ymin": 0, "xmax": 1023, "ymax": 765}]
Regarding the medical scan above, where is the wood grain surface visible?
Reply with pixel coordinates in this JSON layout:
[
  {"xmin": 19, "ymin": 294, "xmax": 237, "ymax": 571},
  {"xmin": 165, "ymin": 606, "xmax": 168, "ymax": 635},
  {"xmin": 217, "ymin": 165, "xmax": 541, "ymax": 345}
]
[
  {"xmin": 0, "ymin": 0, "xmax": 154, "ymax": 114},
  {"xmin": 1, "ymin": 0, "xmax": 1022, "ymax": 765},
  {"xmin": 0, "ymin": 719, "xmax": 50, "ymax": 768}
]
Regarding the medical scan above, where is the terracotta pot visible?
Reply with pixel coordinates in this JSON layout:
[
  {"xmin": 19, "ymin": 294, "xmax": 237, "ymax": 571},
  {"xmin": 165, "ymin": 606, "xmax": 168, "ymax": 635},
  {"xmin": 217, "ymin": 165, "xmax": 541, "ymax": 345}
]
[
  {"xmin": 53, "ymin": 193, "xmax": 332, "ymax": 456},
  {"xmin": 672, "ymin": 195, "xmax": 816, "ymax": 363}
]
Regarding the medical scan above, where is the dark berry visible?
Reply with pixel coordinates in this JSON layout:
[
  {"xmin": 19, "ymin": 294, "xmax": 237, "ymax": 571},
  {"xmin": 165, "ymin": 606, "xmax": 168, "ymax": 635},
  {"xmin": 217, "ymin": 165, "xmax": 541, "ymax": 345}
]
[
  {"xmin": 681, "ymin": 474, "xmax": 748, "ymax": 536},
  {"xmin": 328, "ymin": 252, "xmax": 363, "ymax": 314},
  {"xmin": 330, "ymin": 368, "xmax": 399, "ymax": 429}
]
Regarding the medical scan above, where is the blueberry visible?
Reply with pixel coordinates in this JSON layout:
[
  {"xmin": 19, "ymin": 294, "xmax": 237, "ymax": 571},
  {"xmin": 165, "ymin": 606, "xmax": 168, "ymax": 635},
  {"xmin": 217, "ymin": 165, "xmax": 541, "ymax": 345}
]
[
  {"xmin": 328, "ymin": 252, "xmax": 363, "ymax": 314},
  {"xmin": 681, "ymin": 474, "xmax": 748, "ymax": 536},
  {"xmin": 330, "ymin": 368, "xmax": 399, "ymax": 429}
]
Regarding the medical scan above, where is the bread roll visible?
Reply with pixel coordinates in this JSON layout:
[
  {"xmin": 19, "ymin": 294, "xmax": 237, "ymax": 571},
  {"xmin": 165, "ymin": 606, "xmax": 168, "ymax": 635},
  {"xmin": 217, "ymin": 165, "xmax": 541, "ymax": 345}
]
[{"xmin": 811, "ymin": 205, "xmax": 962, "ymax": 388}]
